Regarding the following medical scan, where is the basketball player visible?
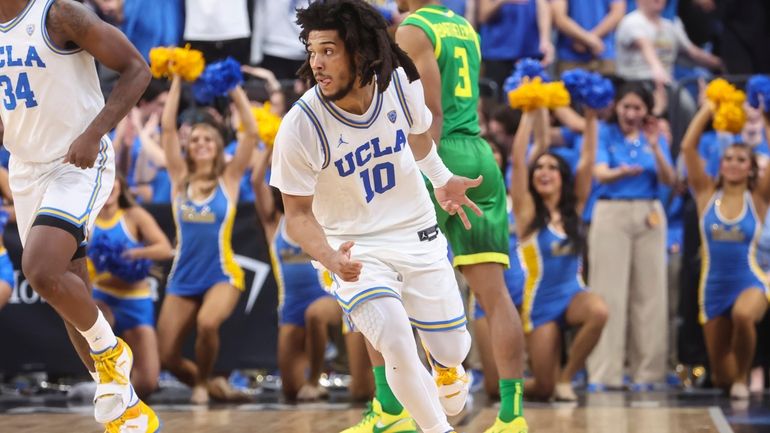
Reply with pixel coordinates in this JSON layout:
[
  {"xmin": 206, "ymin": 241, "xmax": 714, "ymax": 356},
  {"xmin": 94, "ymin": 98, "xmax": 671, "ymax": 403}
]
[
  {"xmin": 396, "ymin": 1, "xmax": 527, "ymax": 431},
  {"xmin": 0, "ymin": 0, "xmax": 155, "ymax": 431},
  {"xmin": 270, "ymin": 1, "xmax": 480, "ymax": 432}
]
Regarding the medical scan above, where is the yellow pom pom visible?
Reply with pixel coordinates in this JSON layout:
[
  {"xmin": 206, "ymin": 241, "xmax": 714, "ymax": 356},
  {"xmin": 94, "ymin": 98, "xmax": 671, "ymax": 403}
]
[
  {"xmin": 240, "ymin": 103, "xmax": 282, "ymax": 147},
  {"xmin": 508, "ymin": 77, "xmax": 545, "ymax": 111},
  {"xmin": 713, "ymin": 102, "xmax": 746, "ymax": 134},
  {"xmin": 543, "ymin": 82, "xmax": 571, "ymax": 109},
  {"xmin": 170, "ymin": 45, "xmax": 205, "ymax": 82},
  {"xmin": 149, "ymin": 47, "xmax": 172, "ymax": 79}
]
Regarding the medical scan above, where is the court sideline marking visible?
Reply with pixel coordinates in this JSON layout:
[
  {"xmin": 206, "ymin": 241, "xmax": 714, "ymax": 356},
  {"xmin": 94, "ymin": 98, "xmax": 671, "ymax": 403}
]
[{"xmin": 709, "ymin": 406, "xmax": 734, "ymax": 433}]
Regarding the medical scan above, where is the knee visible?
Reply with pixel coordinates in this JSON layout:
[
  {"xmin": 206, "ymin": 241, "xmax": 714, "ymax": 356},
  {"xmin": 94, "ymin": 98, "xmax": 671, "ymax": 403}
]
[
  {"xmin": 426, "ymin": 328, "xmax": 471, "ymax": 368},
  {"xmin": 196, "ymin": 317, "xmax": 221, "ymax": 338},
  {"xmin": 21, "ymin": 255, "xmax": 60, "ymax": 299},
  {"xmin": 590, "ymin": 300, "xmax": 610, "ymax": 328}
]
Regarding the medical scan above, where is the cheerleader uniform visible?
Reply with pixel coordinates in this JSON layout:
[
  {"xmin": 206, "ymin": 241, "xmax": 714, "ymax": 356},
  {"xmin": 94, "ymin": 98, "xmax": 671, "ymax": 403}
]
[
  {"xmin": 698, "ymin": 191, "xmax": 770, "ymax": 324},
  {"xmin": 166, "ymin": 181, "xmax": 245, "ymax": 296}
]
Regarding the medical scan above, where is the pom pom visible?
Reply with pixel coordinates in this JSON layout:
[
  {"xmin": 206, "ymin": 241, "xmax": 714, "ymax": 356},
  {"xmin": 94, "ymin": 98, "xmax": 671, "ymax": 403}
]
[
  {"xmin": 508, "ymin": 77, "xmax": 570, "ymax": 111},
  {"xmin": 503, "ymin": 58, "xmax": 550, "ymax": 93},
  {"xmin": 87, "ymin": 234, "xmax": 152, "ymax": 284},
  {"xmin": 562, "ymin": 69, "xmax": 615, "ymax": 109},
  {"xmin": 747, "ymin": 75, "xmax": 770, "ymax": 111},
  {"xmin": 192, "ymin": 57, "xmax": 244, "ymax": 105},
  {"xmin": 713, "ymin": 102, "xmax": 746, "ymax": 134},
  {"xmin": 705, "ymin": 78, "xmax": 747, "ymax": 133},
  {"xmin": 149, "ymin": 45, "xmax": 205, "ymax": 81},
  {"xmin": 253, "ymin": 102, "xmax": 282, "ymax": 147},
  {"xmin": 149, "ymin": 47, "xmax": 172, "ymax": 79}
]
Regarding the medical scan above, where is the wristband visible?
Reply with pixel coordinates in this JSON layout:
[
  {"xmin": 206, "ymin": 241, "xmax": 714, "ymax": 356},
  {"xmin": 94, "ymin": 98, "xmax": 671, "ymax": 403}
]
[{"xmin": 416, "ymin": 144, "xmax": 453, "ymax": 188}]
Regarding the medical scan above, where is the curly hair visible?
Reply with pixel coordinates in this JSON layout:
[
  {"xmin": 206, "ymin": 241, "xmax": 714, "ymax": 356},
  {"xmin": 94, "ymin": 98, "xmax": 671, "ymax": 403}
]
[{"xmin": 295, "ymin": 0, "xmax": 420, "ymax": 92}]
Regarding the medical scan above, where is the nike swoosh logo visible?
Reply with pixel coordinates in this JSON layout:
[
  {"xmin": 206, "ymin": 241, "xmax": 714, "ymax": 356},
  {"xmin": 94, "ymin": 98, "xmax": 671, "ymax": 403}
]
[{"xmin": 373, "ymin": 418, "xmax": 406, "ymax": 433}]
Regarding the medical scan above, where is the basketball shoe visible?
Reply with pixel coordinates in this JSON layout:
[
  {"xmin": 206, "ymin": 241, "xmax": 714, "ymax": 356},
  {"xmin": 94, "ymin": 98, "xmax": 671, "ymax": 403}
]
[
  {"xmin": 340, "ymin": 398, "xmax": 417, "ymax": 433},
  {"xmin": 429, "ymin": 361, "xmax": 470, "ymax": 416},
  {"xmin": 483, "ymin": 417, "xmax": 529, "ymax": 433},
  {"xmin": 103, "ymin": 400, "xmax": 160, "ymax": 433},
  {"xmin": 91, "ymin": 338, "xmax": 135, "ymax": 423}
]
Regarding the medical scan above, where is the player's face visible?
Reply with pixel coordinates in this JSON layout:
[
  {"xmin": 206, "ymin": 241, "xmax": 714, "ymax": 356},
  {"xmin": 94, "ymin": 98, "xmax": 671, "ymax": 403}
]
[
  {"xmin": 189, "ymin": 127, "xmax": 218, "ymax": 162},
  {"xmin": 307, "ymin": 30, "xmax": 356, "ymax": 102},
  {"xmin": 532, "ymin": 154, "xmax": 562, "ymax": 198},
  {"xmin": 615, "ymin": 92, "xmax": 648, "ymax": 133},
  {"xmin": 720, "ymin": 146, "xmax": 753, "ymax": 185}
]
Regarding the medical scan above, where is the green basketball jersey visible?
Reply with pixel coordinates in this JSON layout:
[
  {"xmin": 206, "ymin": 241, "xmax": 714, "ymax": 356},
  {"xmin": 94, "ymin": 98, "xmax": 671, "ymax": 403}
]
[{"xmin": 401, "ymin": 4, "xmax": 481, "ymax": 139}]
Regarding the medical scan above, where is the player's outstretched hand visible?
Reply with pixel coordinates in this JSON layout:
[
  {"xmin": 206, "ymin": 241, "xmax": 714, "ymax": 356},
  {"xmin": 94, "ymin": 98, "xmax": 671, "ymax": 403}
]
[
  {"xmin": 435, "ymin": 175, "xmax": 484, "ymax": 230},
  {"xmin": 329, "ymin": 241, "xmax": 363, "ymax": 282},
  {"xmin": 65, "ymin": 132, "xmax": 101, "ymax": 169}
]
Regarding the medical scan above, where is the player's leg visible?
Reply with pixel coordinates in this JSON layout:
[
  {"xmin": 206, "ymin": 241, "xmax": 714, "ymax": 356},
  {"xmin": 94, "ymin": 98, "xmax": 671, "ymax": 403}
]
[
  {"xmin": 343, "ymin": 331, "xmax": 374, "ymax": 402},
  {"xmin": 122, "ymin": 326, "xmax": 160, "ymax": 398},
  {"xmin": 277, "ymin": 324, "xmax": 309, "ymax": 402},
  {"xmin": 523, "ymin": 322, "xmax": 560, "ymax": 400},
  {"xmin": 703, "ymin": 317, "xmax": 736, "ymax": 390},
  {"xmin": 302, "ymin": 296, "xmax": 341, "ymax": 400},
  {"xmin": 473, "ymin": 315, "xmax": 501, "ymax": 398},
  {"xmin": 195, "ymin": 281, "xmax": 241, "ymax": 402},
  {"xmin": 349, "ymin": 297, "xmax": 453, "ymax": 433},
  {"xmin": 730, "ymin": 287, "xmax": 769, "ymax": 398},
  {"xmin": 157, "ymin": 294, "xmax": 200, "ymax": 388},
  {"xmin": 560, "ymin": 291, "xmax": 609, "ymax": 400},
  {"xmin": 67, "ymin": 258, "xmax": 99, "ymax": 374}
]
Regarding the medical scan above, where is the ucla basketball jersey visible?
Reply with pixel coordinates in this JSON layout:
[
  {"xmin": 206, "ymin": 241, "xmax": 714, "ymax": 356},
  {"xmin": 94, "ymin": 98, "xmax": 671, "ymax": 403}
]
[
  {"xmin": 699, "ymin": 191, "xmax": 768, "ymax": 323},
  {"xmin": 271, "ymin": 68, "xmax": 438, "ymax": 250},
  {"xmin": 0, "ymin": 0, "xmax": 105, "ymax": 163},
  {"xmin": 167, "ymin": 181, "xmax": 244, "ymax": 295},
  {"xmin": 518, "ymin": 225, "xmax": 584, "ymax": 332},
  {"xmin": 88, "ymin": 210, "xmax": 149, "ymax": 298}
]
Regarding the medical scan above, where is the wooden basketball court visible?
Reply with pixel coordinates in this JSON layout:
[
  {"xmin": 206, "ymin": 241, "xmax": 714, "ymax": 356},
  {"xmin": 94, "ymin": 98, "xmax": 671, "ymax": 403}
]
[{"xmin": 0, "ymin": 405, "xmax": 735, "ymax": 433}]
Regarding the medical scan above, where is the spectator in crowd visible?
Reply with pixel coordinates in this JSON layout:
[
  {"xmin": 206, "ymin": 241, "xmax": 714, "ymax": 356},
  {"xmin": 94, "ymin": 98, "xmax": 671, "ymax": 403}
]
[
  {"xmin": 89, "ymin": 176, "xmax": 174, "ymax": 398},
  {"xmin": 0, "ymin": 168, "xmax": 12, "ymax": 312},
  {"xmin": 441, "ymin": 0, "xmax": 476, "ymax": 26},
  {"xmin": 552, "ymin": 0, "xmax": 627, "ymax": 76},
  {"xmin": 626, "ymin": 0, "xmax": 678, "ymax": 19},
  {"xmin": 511, "ymin": 107, "xmax": 608, "ymax": 401},
  {"xmin": 157, "ymin": 75, "xmax": 258, "ymax": 404},
  {"xmin": 478, "ymin": 0, "xmax": 554, "ymax": 92},
  {"xmin": 588, "ymin": 83, "xmax": 676, "ymax": 390},
  {"xmin": 88, "ymin": 0, "xmax": 184, "ymax": 61},
  {"xmin": 615, "ymin": 0, "xmax": 722, "ymax": 87},
  {"xmin": 680, "ymin": 102, "xmax": 770, "ymax": 399},
  {"xmin": 251, "ymin": 0, "xmax": 311, "ymax": 80},
  {"xmin": 184, "ymin": 0, "xmax": 251, "ymax": 64}
]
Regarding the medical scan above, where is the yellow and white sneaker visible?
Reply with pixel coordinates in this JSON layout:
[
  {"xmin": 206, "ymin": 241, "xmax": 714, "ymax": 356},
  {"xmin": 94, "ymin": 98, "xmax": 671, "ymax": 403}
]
[
  {"xmin": 91, "ymin": 338, "xmax": 134, "ymax": 423},
  {"xmin": 432, "ymin": 364, "xmax": 470, "ymax": 416},
  {"xmin": 104, "ymin": 400, "xmax": 160, "ymax": 433},
  {"xmin": 483, "ymin": 417, "xmax": 529, "ymax": 433},
  {"xmin": 340, "ymin": 398, "xmax": 417, "ymax": 433}
]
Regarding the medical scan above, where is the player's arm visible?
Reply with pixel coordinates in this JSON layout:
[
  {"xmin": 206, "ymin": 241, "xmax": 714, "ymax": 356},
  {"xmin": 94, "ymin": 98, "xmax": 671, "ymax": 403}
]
[
  {"xmin": 47, "ymin": 0, "xmax": 150, "ymax": 167},
  {"xmin": 223, "ymin": 85, "xmax": 259, "ymax": 193},
  {"xmin": 396, "ymin": 24, "xmax": 444, "ymax": 145},
  {"xmin": 160, "ymin": 75, "xmax": 187, "ymax": 187},
  {"xmin": 124, "ymin": 207, "xmax": 174, "ymax": 261},
  {"xmin": 282, "ymin": 193, "xmax": 362, "ymax": 282}
]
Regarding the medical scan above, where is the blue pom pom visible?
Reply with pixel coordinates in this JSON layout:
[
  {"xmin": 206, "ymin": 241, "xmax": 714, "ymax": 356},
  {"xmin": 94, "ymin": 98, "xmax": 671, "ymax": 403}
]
[
  {"xmin": 192, "ymin": 57, "xmax": 244, "ymax": 104},
  {"xmin": 747, "ymin": 75, "xmax": 770, "ymax": 111},
  {"xmin": 503, "ymin": 58, "xmax": 550, "ymax": 93},
  {"xmin": 562, "ymin": 69, "xmax": 614, "ymax": 109},
  {"xmin": 87, "ymin": 234, "xmax": 152, "ymax": 283}
]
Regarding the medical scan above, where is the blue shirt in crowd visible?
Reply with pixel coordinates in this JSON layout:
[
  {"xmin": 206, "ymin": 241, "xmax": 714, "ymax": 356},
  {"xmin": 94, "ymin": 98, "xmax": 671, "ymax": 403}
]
[
  {"xmin": 595, "ymin": 123, "xmax": 673, "ymax": 200},
  {"xmin": 479, "ymin": 0, "xmax": 541, "ymax": 61},
  {"xmin": 441, "ymin": 0, "xmax": 466, "ymax": 16},
  {"xmin": 556, "ymin": 0, "xmax": 622, "ymax": 62},
  {"xmin": 121, "ymin": 0, "xmax": 184, "ymax": 61}
]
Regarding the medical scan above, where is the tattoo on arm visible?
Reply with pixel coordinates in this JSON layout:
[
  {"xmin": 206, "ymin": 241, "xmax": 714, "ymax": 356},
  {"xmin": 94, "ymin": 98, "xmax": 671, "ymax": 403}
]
[{"xmin": 47, "ymin": 0, "xmax": 96, "ymax": 49}]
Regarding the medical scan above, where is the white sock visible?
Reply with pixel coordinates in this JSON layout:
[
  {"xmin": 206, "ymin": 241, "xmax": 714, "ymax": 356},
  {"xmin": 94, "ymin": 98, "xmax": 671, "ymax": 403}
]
[{"xmin": 79, "ymin": 309, "xmax": 118, "ymax": 353}]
